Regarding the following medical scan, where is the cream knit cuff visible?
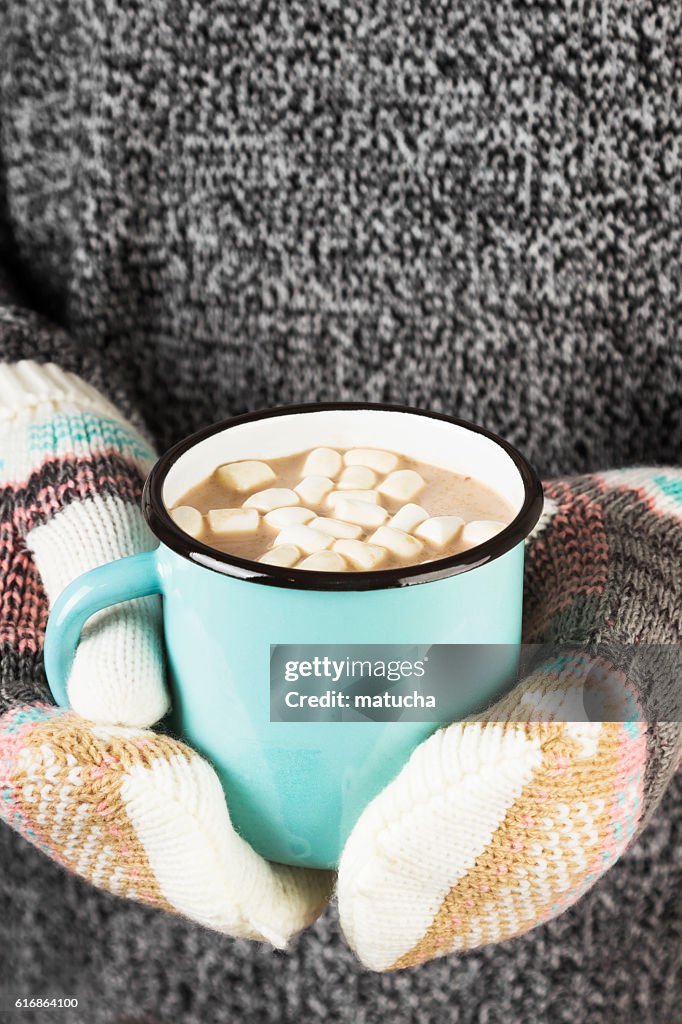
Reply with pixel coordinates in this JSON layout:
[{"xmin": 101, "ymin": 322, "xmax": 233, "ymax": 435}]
[{"xmin": 0, "ymin": 360, "xmax": 123, "ymax": 422}]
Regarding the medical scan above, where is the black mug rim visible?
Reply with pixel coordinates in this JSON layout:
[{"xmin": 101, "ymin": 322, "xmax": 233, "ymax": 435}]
[{"xmin": 142, "ymin": 402, "xmax": 544, "ymax": 591}]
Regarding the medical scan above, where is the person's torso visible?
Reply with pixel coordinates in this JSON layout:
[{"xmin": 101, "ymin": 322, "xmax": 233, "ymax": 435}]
[{"xmin": 2, "ymin": 0, "xmax": 681, "ymax": 473}]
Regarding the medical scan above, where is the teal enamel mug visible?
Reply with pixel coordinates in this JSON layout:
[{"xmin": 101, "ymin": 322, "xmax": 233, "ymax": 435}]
[{"xmin": 44, "ymin": 404, "xmax": 543, "ymax": 868}]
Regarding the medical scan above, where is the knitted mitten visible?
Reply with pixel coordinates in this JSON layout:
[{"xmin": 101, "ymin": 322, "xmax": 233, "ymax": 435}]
[
  {"xmin": 337, "ymin": 469, "xmax": 682, "ymax": 970},
  {"xmin": 0, "ymin": 361, "xmax": 331, "ymax": 944},
  {"xmin": 0, "ymin": 360, "xmax": 166, "ymax": 725}
]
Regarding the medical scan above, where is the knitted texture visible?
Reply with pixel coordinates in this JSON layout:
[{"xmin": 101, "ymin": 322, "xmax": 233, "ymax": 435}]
[
  {"xmin": 1, "ymin": 2, "xmax": 681, "ymax": 478},
  {"xmin": 0, "ymin": 705, "xmax": 332, "ymax": 946},
  {"xmin": 337, "ymin": 470, "xmax": 682, "ymax": 969},
  {"xmin": 0, "ymin": 362, "xmax": 166, "ymax": 724},
  {"xmin": 339, "ymin": 720, "xmax": 646, "ymax": 970}
]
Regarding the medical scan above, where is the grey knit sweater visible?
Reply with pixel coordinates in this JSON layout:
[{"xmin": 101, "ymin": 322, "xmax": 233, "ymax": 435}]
[{"xmin": 0, "ymin": 1, "xmax": 681, "ymax": 1022}]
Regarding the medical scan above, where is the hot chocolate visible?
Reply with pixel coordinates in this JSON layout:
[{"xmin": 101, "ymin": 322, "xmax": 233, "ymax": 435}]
[{"xmin": 169, "ymin": 446, "xmax": 514, "ymax": 571}]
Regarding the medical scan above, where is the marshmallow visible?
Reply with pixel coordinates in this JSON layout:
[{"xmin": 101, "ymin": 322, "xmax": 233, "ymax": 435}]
[
  {"xmin": 460, "ymin": 520, "xmax": 507, "ymax": 548},
  {"xmin": 330, "ymin": 498, "xmax": 388, "ymax": 528},
  {"xmin": 327, "ymin": 489, "xmax": 380, "ymax": 508},
  {"xmin": 243, "ymin": 488, "xmax": 300, "ymax": 512},
  {"xmin": 294, "ymin": 476, "xmax": 334, "ymax": 505},
  {"xmin": 388, "ymin": 503, "xmax": 429, "ymax": 533},
  {"xmin": 264, "ymin": 506, "xmax": 315, "ymax": 528},
  {"xmin": 309, "ymin": 516, "xmax": 364, "ymax": 540},
  {"xmin": 415, "ymin": 515, "xmax": 464, "ymax": 548},
  {"xmin": 344, "ymin": 448, "xmax": 399, "ymax": 474},
  {"xmin": 303, "ymin": 447, "xmax": 343, "ymax": 478},
  {"xmin": 369, "ymin": 526, "xmax": 423, "ymax": 560},
  {"xmin": 259, "ymin": 544, "xmax": 300, "ymax": 567},
  {"xmin": 217, "ymin": 460, "xmax": 275, "ymax": 492},
  {"xmin": 276, "ymin": 524, "xmax": 332, "ymax": 554},
  {"xmin": 377, "ymin": 469, "xmax": 426, "ymax": 502},
  {"xmin": 207, "ymin": 507, "xmax": 260, "ymax": 535},
  {"xmin": 337, "ymin": 465, "xmax": 377, "ymax": 490},
  {"xmin": 332, "ymin": 539, "xmax": 387, "ymax": 570},
  {"xmin": 297, "ymin": 551, "xmax": 348, "ymax": 572},
  {"xmin": 169, "ymin": 505, "xmax": 204, "ymax": 539}
]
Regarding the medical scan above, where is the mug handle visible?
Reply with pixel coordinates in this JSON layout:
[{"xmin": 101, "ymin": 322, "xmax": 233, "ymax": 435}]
[{"xmin": 43, "ymin": 549, "xmax": 162, "ymax": 708}]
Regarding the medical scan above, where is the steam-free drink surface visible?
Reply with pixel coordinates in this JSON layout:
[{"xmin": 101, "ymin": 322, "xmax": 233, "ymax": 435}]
[{"xmin": 168, "ymin": 446, "xmax": 515, "ymax": 572}]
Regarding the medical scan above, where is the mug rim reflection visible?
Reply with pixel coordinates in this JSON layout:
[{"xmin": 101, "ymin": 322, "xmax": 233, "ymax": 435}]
[{"xmin": 142, "ymin": 402, "xmax": 544, "ymax": 591}]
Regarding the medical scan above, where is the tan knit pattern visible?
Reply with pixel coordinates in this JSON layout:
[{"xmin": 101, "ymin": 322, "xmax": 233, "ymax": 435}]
[
  {"xmin": 10, "ymin": 711, "xmax": 187, "ymax": 909},
  {"xmin": 390, "ymin": 722, "xmax": 631, "ymax": 970},
  {"xmin": 2, "ymin": 704, "xmax": 336, "ymax": 944}
]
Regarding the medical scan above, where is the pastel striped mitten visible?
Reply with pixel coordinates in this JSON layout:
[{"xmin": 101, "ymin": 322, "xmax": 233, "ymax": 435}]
[
  {"xmin": 0, "ymin": 360, "xmax": 166, "ymax": 725},
  {"xmin": 337, "ymin": 469, "xmax": 682, "ymax": 970},
  {"xmin": 0, "ymin": 360, "xmax": 332, "ymax": 944}
]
